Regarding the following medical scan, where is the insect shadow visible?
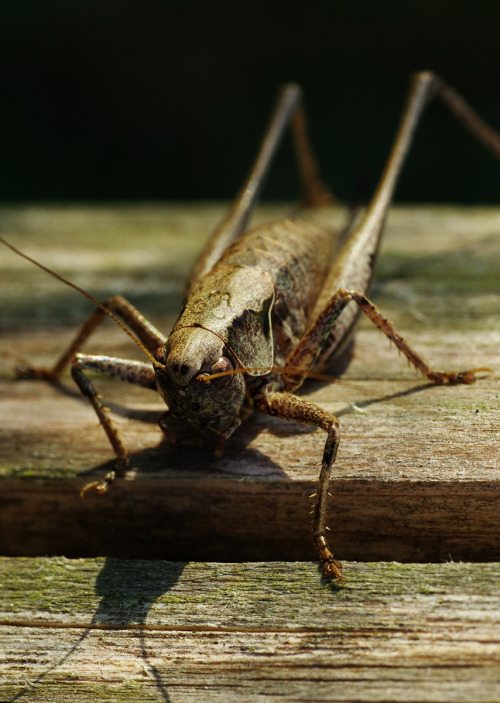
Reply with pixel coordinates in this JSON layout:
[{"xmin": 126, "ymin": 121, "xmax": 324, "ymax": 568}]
[
  {"xmin": 76, "ymin": 335, "xmax": 441, "ymax": 486},
  {"xmin": 92, "ymin": 558, "xmax": 185, "ymax": 702},
  {"xmin": 8, "ymin": 560, "xmax": 184, "ymax": 703}
]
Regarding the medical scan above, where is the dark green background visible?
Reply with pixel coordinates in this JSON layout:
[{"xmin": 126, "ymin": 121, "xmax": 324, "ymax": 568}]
[{"xmin": 2, "ymin": 1, "xmax": 499, "ymax": 203}]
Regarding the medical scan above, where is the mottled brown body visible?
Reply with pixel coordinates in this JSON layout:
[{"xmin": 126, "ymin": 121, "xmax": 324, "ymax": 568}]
[
  {"xmin": 158, "ymin": 217, "xmax": 345, "ymax": 442},
  {"xmin": 2, "ymin": 73, "xmax": 499, "ymax": 579}
]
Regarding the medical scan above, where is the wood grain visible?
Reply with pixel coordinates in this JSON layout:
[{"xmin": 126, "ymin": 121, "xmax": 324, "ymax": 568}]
[
  {"xmin": 0, "ymin": 205, "xmax": 499, "ymax": 562},
  {"xmin": 1, "ymin": 558, "xmax": 499, "ymax": 702}
]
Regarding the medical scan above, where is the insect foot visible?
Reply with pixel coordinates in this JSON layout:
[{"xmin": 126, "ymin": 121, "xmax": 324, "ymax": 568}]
[
  {"xmin": 427, "ymin": 367, "xmax": 493, "ymax": 385},
  {"xmin": 80, "ymin": 468, "xmax": 122, "ymax": 498},
  {"xmin": 315, "ymin": 535, "xmax": 343, "ymax": 580},
  {"xmin": 15, "ymin": 361, "xmax": 58, "ymax": 382}
]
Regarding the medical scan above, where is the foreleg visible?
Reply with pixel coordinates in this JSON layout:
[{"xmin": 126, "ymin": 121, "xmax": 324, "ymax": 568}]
[{"xmin": 254, "ymin": 390, "xmax": 342, "ymax": 580}]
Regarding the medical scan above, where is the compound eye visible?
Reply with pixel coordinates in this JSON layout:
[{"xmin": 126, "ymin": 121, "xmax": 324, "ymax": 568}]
[
  {"xmin": 154, "ymin": 346, "xmax": 166, "ymax": 364},
  {"xmin": 196, "ymin": 356, "xmax": 235, "ymax": 385},
  {"xmin": 211, "ymin": 356, "xmax": 234, "ymax": 376}
]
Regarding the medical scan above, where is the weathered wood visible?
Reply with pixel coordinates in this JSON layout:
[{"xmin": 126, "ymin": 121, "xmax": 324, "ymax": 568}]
[
  {"xmin": 1, "ymin": 558, "xmax": 499, "ymax": 702},
  {"xmin": 0, "ymin": 205, "xmax": 499, "ymax": 561}
]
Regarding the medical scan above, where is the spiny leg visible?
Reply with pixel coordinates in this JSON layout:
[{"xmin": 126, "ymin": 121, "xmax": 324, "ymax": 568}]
[
  {"xmin": 188, "ymin": 83, "xmax": 333, "ymax": 288},
  {"xmin": 347, "ymin": 291, "xmax": 490, "ymax": 384},
  {"xmin": 16, "ymin": 294, "xmax": 166, "ymax": 381},
  {"xmin": 71, "ymin": 354, "xmax": 157, "ymax": 495},
  {"xmin": 254, "ymin": 390, "xmax": 342, "ymax": 580},
  {"xmin": 283, "ymin": 286, "xmax": 491, "ymax": 390}
]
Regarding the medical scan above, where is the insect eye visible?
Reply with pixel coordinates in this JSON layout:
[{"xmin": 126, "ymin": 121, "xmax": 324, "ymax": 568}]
[
  {"xmin": 211, "ymin": 356, "xmax": 234, "ymax": 376},
  {"xmin": 154, "ymin": 346, "xmax": 166, "ymax": 364}
]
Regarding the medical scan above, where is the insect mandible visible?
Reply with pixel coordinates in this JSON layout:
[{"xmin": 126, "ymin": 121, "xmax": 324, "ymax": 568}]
[{"xmin": 2, "ymin": 71, "xmax": 499, "ymax": 579}]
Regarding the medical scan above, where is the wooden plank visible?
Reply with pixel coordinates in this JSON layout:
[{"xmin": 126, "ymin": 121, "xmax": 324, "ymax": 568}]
[
  {"xmin": 0, "ymin": 205, "xmax": 499, "ymax": 562},
  {"xmin": 1, "ymin": 558, "xmax": 499, "ymax": 702}
]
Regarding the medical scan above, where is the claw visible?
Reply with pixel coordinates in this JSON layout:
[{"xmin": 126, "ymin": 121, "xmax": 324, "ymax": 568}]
[
  {"xmin": 315, "ymin": 534, "xmax": 342, "ymax": 580},
  {"xmin": 457, "ymin": 367, "xmax": 493, "ymax": 384},
  {"xmin": 80, "ymin": 469, "xmax": 118, "ymax": 497},
  {"xmin": 322, "ymin": 558, "xmax": 343, "ymax": 580},
  {"xmin": 429, "ymin": 366, "xmax": 493, "ymax": 385}
]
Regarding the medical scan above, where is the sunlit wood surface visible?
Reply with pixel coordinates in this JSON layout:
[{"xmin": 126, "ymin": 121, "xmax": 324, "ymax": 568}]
[{"xmin": 0, "ymin": 204, "xmax": 499, "ymax": 701}]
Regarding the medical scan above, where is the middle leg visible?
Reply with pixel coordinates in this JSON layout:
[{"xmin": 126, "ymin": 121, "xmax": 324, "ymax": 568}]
[
  {"xmin": 70, "ymin": 354, "xmax": 157, "ymax": 495},
  {"xmin": 282, "ymin": 287, "xmax": 491, "ymax": 390}
]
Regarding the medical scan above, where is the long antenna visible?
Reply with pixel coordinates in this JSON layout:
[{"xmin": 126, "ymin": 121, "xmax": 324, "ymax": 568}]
[
  {"xmin": 0, "ymin": 236, "xmax": 163, "ymax": 368},
  {"xmin": 197, "ymin": 364, "xmax": 370, "ymax": 394}
]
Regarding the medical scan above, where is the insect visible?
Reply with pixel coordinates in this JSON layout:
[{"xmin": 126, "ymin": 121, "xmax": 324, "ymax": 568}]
[{"xmin": 2, "ymin": 71, "xmax": 499, "ymax": 579}]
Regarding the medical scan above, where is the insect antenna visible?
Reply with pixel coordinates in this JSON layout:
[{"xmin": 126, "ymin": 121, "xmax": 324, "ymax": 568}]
[
  {"xmin": 199, "ymin": 363, "xmax": 365, "ymax": 392},
  {"xmin": 0, "ymin": 236, "xmax": 164, "ymax": 368}
]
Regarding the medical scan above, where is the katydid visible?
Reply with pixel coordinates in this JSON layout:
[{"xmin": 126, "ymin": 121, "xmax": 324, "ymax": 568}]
[{"xmin": 2, "ymin": 71, "xmax": 499, "ymax": 579}]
